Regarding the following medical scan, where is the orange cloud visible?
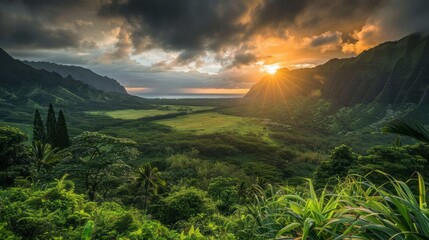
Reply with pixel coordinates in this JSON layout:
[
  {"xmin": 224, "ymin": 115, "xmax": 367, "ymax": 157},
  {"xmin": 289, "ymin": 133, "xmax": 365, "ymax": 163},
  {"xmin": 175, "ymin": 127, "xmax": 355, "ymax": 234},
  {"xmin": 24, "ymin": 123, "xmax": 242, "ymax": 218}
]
[
  {"xmin": 125, "ymin": 87, "xmax": 152, "ymax": 92},
  {"xmin": 342, "ymin": 24, "xmax": 381, "ymax": 54}
]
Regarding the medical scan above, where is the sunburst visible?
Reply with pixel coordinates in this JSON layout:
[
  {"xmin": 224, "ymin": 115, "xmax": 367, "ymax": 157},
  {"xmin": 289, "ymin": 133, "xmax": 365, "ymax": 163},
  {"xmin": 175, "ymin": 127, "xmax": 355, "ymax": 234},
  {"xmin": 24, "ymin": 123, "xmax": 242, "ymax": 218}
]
[{"xmin": 262, "ymin": 64, "xmax": 280, "ymax": 75}]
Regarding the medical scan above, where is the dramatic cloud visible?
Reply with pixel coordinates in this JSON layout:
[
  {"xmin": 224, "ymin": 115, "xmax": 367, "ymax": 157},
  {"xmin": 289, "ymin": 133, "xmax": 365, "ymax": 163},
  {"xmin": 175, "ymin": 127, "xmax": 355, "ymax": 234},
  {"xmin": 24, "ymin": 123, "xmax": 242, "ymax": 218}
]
[
  {"xmin": 342, "ymin": 0, "xmax": 429, "ymax": 54},
  {"xmin": 0, "ymin": 16, "xmax": 80, "ymax": 49},
  {"xmin": 302, "ymin": 31, "xmax": 343, "ymax": 52},
  {"xmin": 230, "ymin": 53, "xmax": 259, "ymax": 68},
  {"xmin": 0, "ymin": 3, "xmax": 80, "ymax": 49},
  {"xmin": 1, "ymin": 0, "xmax": 428, "ymax": 95},
  {"xmin": 251, "ymin": 0, "xmax": 308, "ymax": 32},
  {"xmin": 0, "ymin": 0, "xmax": 96, "ymax": 49},
  {"xmin": 99, "ymin": 0, "xmax": 251, "ymax": 54},
  {"xmin": 296, "ymin": 0, "xmax": 385, "ymax": 34},
  {"xmin": 97, "ymin": 0, "xmax": 391, "ymax": 64},
  {"xmin": 98, "ymin": 28, "xmax": 133, "ymax": 63}
]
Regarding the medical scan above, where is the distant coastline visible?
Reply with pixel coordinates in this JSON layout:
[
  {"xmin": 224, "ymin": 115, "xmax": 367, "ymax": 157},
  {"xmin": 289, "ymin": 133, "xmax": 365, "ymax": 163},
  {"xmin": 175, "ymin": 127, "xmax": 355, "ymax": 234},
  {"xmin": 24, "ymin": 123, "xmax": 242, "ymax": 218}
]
[{"xmin": 130, "ymin": 93, "xmax": 244, "ymax": 99}]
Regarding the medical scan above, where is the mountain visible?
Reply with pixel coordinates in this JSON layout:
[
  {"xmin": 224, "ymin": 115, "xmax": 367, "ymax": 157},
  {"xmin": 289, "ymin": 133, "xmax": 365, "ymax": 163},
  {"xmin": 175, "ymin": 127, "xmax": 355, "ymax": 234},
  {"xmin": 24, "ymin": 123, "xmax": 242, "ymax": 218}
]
[
  {"xmin": 24, "ymin": 61, "xmax": 127, "ymax": 94},
  {"xmin": 0, "ymin": 48, "xmax": 141, "ymax": 108},
  {"xmin": 245, "ymin": 33, "xmax": 429, "ymax": 107}
]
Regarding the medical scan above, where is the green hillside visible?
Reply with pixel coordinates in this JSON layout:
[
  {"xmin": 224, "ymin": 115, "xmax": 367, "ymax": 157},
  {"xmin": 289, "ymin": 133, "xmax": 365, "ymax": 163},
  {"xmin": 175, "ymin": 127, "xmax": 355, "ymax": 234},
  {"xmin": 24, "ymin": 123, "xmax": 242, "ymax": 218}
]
[
  {"xmin": 0, "ymin": 48, "xmax": 143, "ymax": 108},
  {"xmin": 245, "ymin": 33, "xmax": 429, "ymax": 108}
]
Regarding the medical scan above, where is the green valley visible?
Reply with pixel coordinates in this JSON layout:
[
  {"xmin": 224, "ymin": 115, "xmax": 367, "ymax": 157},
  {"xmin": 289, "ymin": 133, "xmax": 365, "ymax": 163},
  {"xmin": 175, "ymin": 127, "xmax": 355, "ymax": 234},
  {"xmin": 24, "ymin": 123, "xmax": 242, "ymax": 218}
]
[{"xmin": 1, "ymin": 6, "xmax": 429, "ymax": 238}]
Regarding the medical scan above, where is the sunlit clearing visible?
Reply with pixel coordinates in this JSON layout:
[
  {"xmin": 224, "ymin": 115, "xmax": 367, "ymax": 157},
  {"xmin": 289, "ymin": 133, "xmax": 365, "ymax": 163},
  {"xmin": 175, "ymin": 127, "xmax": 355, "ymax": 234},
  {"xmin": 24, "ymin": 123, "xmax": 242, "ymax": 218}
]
[{"xmin": 262, "ymin": 64, "xmax": 280, "ymax": 75}]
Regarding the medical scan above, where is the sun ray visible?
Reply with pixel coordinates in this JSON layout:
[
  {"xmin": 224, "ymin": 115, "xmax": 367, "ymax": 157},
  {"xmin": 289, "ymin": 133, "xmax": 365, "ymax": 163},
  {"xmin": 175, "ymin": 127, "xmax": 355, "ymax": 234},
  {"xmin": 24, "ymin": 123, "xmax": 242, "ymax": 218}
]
[{"xmin": 261, "ymin": 63, "xmax": 280, "ymax": 75}]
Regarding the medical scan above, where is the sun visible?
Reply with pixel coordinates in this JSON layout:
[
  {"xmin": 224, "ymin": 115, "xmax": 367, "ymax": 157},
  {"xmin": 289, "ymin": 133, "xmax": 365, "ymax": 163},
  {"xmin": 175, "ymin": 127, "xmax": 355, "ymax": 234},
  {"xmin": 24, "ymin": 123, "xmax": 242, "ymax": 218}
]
[{"xmin": 262, "ymin": 64, "xmax": 280, "ymax": 75}]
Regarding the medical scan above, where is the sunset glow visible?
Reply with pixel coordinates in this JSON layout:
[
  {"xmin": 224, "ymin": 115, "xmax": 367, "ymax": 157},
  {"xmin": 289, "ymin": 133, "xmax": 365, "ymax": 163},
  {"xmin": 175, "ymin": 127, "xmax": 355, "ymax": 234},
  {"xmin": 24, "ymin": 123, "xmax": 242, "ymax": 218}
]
[
  {"xmin": 262, "ymin": 64, "xmax": 280, "ymax": 75},
  {"xmin": 183, "ymin": 88, "xmax": 249, "ymax": 95},
  {"xmin": 125, "ymin": 87, "xmax": 248, "ymax": 95},
  {"xmin": 125, "ymin": 87, "xmax": 151, "ymax": 92},
  {"xmin": 1, "ymin": 0, "xmax": 426, "ymax": 95}
]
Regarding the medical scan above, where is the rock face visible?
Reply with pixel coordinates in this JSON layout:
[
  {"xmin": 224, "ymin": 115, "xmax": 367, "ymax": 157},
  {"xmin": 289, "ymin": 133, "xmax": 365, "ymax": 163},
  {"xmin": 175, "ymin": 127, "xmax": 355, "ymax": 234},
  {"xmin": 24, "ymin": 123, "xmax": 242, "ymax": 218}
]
[
  {"xmin": 24, "ymin": 61, "xmax": 128, "ymax": 94},
  {"xmin": 0, "ymin": 48, "xmax": 138, "ymax": 106},
  {"xmin": 245, "ymin": 33, "xmax": 429, "ymax": 107}
]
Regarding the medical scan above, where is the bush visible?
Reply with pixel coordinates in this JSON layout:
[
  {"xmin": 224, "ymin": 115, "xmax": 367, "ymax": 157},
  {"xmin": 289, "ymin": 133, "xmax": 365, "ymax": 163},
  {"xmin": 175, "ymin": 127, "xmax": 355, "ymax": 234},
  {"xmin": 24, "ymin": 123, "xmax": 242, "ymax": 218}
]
[
  {"xmin": 350, "ymin": 145, "xmax": 427, "ymax": 183},
  {"xmin": 0, "ymin": 177, "xmax": 179, "ymax": 239},
  {"xmin": 156, "ymin": 187, "xmax": 216, "ymax": 225},
  {"xmin": 314, "ymin": 144, "xmax": 357, "ymax": 186},
  {"xmin": 208, "ymin": 177, "xmax": 239, "ymax": 214},
  {"xmin": 0, "ymin": 126, "xmax": 30, "ymax": 186}
]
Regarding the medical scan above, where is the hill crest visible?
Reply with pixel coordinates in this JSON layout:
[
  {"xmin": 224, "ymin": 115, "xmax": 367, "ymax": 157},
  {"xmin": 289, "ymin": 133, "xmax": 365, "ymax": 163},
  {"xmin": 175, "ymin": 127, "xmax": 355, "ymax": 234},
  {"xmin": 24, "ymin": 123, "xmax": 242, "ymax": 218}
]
[
  {"xmin": 24, "ymin": 61, "xmax": 127, "ymax": 94},
  {"xmin": 244, "ymin": 33, "xmax": 429, "ymax": 107}
]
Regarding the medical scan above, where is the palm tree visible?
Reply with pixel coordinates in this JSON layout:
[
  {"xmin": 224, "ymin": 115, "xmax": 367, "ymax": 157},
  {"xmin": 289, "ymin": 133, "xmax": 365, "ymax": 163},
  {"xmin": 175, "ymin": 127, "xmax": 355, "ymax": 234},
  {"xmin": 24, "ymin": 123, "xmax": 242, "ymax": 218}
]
[
  {"xmin": 382, "ymin": 119, "xmax": 429, "ymax": 144},
  {"xmin": 30, "ymin": 141, "xmax": 59, "ymax": 173},
  {"xmin": 131, "ymin": 164, "xmax": 166, "ymax": 209}
]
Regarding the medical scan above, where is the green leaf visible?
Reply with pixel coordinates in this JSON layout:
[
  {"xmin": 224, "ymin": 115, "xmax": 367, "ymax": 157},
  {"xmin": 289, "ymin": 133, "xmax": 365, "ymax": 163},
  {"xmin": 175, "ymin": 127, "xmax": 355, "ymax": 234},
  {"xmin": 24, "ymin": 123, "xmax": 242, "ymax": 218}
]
[
  {"xmin": 81, "ymin": 220, "xmax": 94, "ymax": 240},
  {"xmin": 382, "ymin": 119, "xmax": 429, "ymax": 144},
  {"xmin": 275, "ymin": 222, "xmax": 301, "ymax": 238}
]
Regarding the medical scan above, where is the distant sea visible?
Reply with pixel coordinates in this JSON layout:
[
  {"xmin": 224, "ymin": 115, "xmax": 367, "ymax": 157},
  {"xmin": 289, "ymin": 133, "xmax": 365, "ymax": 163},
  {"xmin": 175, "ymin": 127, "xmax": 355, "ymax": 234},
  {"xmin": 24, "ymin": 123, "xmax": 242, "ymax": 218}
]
[{"xmin": 131, "ymin": 93, "xmax": 244, "ymax": 99}]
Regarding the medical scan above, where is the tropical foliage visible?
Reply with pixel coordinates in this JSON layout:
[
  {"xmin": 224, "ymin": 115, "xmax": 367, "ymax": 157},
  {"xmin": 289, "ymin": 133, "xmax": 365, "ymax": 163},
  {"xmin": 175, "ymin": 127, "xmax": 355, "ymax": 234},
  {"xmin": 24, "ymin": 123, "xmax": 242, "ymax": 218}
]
[
  {"xmin": 243, "ymin": 172, "xmax": 429, "ymax": 239},
  {"xmin": 2, "ymin": 108, "xmax": 429, "ymax": 239}
]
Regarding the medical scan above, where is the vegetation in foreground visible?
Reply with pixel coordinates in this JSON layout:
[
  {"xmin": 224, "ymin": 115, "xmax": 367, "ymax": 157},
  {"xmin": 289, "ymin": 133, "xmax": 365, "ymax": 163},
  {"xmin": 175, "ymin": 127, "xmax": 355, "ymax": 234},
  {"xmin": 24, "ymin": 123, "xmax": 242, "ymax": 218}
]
[
  {"xmin": 2, "ymin": 103, "xmax": 429, "ymax": 239},
  {"xmin": 1, "ymin": 151, "xmax": 429, "ymax": 239}
]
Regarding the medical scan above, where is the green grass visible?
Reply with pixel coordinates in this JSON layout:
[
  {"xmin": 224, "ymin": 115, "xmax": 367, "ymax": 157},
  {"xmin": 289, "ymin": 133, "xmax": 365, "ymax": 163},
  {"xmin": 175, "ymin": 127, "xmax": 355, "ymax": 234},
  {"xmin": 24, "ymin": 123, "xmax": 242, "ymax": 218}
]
[
  {"xmin": 86, "ymin": 105, "xmax": 213, "ymax": 120},
  {"xmin": 88, "ymin": 109, "xmax": 177, "ymax": 120},
  {"xmin": 155, "ymin": 112, "xmax": 269, "ymax": 136}
]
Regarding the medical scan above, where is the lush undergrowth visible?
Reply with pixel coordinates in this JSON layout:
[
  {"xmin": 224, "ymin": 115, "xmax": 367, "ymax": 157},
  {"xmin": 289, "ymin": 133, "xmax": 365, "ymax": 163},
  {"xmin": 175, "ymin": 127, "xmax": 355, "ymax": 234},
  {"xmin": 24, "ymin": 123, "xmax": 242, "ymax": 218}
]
[
  {"xmin": 244, "ymin": 172, "xmax": 429, "ymax": 239},
  {"xmin": 1, "ymin": 98, "xmax": 429, "ymax": 239},
  {"xmin": 2, "ymin": 170, "xmax": 429, "ymax": 239}
]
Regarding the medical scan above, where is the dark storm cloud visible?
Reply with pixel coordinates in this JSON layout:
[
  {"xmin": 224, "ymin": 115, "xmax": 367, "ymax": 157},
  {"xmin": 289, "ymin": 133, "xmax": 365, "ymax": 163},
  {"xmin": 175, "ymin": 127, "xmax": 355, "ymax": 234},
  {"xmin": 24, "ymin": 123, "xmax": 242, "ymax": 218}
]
[
  {"xmin": 250, "ymin": 0, "xmax": 386, "ymax": 36},
  {"xmin": 175, "ymin": 50, "xmax": 203, "ymax": 65},
  {"xmin": 99, "ymin": 0, "xmax": 250, "ymax": 53},
  {"xmin": 15, "ymin": 0, "xmax": 85, "ymax": 8},
  {"xmin": 297, "ymin": 0, "xmax": 386, "ymax": 34},
  {"xmin": 0, "ymin": 0, "xmax": 92, "ymax": 50},
  {"xmin": 308, "ymin": 32, "xmax": 342, "ymax": 47},
  {"xmin": 251, "ymin": 0, "xmax": 309, "ymax": 31},
  {"xmin": 375, "ymin": 0, "xmax": 429, "ymax": 37},
  {"xmin": 6, "ymin": 0, "xmax": 90, "ymax": 16},
  {"xmin": 230, "ymin": 53, "xmax": 259, "ymax": 68},
  {"xmin": 0, "ymin": 0, "xmax": 92, "ymax": 23},
  {"xmin": 0, "ymin": 13, "xmax": 80, "ymax": 49}
]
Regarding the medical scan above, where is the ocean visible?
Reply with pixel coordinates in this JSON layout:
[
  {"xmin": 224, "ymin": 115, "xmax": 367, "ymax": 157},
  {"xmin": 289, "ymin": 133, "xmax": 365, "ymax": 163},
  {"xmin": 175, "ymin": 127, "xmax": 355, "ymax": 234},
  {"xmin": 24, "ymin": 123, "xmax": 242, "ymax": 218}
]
[{"xmin": 130, "ymin": 93, "xmax": 244, "ymax": 99}]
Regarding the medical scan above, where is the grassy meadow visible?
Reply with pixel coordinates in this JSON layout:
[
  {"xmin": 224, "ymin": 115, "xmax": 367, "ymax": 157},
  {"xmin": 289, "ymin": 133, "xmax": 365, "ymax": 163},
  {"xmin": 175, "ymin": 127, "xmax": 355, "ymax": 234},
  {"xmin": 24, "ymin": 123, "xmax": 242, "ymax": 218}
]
[
  {"xmin": 155, "ymin": 112, "xmax": 265, "ymax": 134},
  {"xmin": 87, "ymin": 105, "xmax": 214, "ymax": 120}
]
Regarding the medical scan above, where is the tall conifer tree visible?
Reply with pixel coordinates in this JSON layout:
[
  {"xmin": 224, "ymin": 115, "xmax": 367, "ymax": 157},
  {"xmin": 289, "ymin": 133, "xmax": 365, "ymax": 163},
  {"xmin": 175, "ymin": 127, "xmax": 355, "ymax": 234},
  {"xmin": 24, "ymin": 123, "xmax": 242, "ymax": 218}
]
[
  {"xmin": 32, "ymin": 109, "xmax": 46, "ymax": 143},
  {"xmin": 46, "ymin": 103, "xmax": 56, "ymax": 146},
  {"xmin": 56, "ymin": 110, "xmax": 70, "ymax": 148}
]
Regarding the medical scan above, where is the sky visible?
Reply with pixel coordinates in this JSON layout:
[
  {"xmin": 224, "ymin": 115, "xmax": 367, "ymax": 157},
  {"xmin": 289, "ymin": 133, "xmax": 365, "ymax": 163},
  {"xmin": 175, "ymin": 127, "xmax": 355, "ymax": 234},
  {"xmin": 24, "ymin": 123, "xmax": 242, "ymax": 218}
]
[{"xmin": 1, "ymin": 0, "xmax": 429, "ymax": 95}]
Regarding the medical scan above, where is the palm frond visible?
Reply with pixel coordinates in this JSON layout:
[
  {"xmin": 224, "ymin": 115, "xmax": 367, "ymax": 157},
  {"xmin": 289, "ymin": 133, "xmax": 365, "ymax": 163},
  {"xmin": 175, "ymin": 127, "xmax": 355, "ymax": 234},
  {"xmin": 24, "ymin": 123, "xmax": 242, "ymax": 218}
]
[{"xmin": 381, "ymin": 119, "xmax": 429, "ymax": 144}]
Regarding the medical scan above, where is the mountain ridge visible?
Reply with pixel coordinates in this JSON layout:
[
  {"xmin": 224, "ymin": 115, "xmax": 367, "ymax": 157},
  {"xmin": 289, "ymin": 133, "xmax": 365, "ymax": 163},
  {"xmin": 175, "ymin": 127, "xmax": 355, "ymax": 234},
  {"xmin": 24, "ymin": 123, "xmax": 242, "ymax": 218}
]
[
  {"xmin": 245, "ymin": 33, "xmax": 429, "ymax": 108},
  {"xmin": 0, "ymin": 48, "xmax": 141, "ymax": 108},
  {"xmin": 24, "ymin": 61, "xmax": 128, "ymax": 94}
]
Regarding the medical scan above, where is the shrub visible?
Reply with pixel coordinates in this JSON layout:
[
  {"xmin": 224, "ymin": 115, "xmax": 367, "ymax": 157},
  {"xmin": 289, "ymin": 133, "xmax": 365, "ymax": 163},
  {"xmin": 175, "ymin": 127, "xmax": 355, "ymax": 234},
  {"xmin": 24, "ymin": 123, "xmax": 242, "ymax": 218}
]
[
  {"xmin": 156, "ymin": 187, "xmax": 216, "ymax": 225},
  {"xmin": 0, "ymin": 176, "xmax": 179, "ymax": 239}
]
